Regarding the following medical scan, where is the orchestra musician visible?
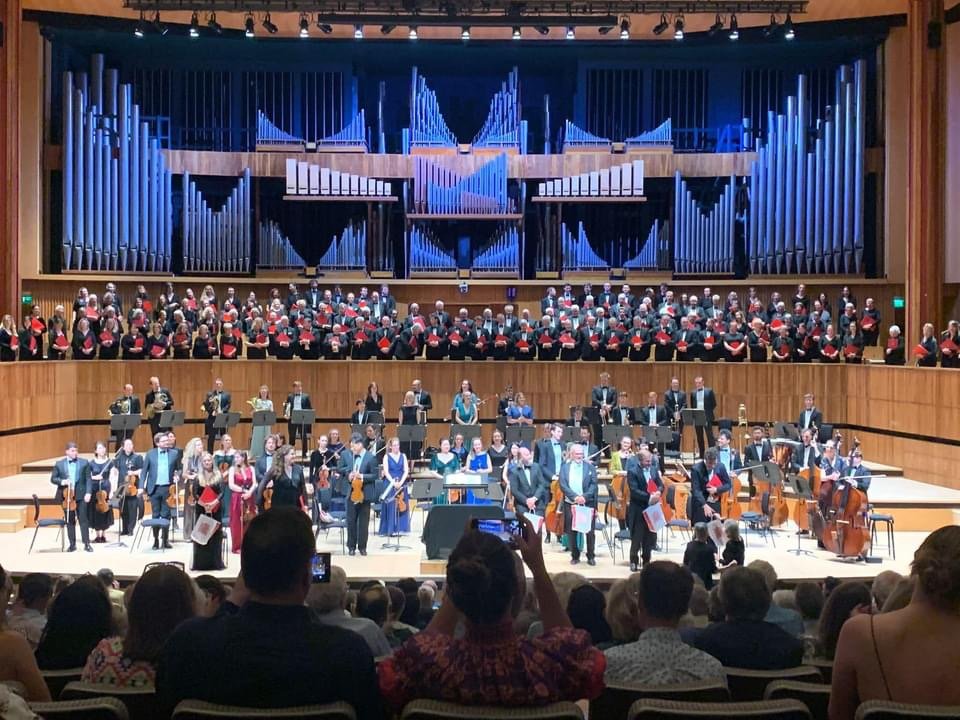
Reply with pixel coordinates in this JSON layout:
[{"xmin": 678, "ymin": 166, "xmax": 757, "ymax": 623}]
[
  {"xmin": 559, "ymin": 443, "xmax": 599, "ymax": 566},
  {"xmin": 508, "ymin": 446, "xmax": 548, "ymax": 516},
  {"xmin": 744, "ymin": 426, "xmax": 773, "ymax": 465},
  {"xmin": 591, "ymin": 372, "xmax": 618, "ymax": 427},
  {"xmin": 797, "ymin": 393, "xmax": 823, "ymax": 433},
  {"xmin": 714, "ymin": 430, "xmax": 743, "ymax": 473},
  {"xmin": 114, "ymin": 438, "xmax": 144, "ymax": 536},
  {"xmin": 411, "ymin": 379, "xmax": 432, "ymax": 419},
  {"xmin": 833, "ymin": 447, "xmax": 872, "ymax": 515},
  {"xmin": 608, "ymin": 391, "xmax": 635, "ymax": 426},
  {"xmin": 664, "ymin": 377, "xmax": 687, "ymax": 441},
  {"xmin": 50, "ymin": 442, "xmax": 92, "ymax": 552},
  {"xmin": 818, "ymin": 441, "xmax": 846, "ymax": 515},
  {"xmin": 87, "ymin": 442, "xmax": 114, "ymax": 544},
  {"xmin": 338, "ymin": 434, "xmax": 379, "ymax": 556},
  {"xmin": 108, "ymin": 384, "xmax": 142, "ymax": 450},
  {"xmin": 283, "ymin": 381, "xmax": 313, "ymax": 458},
  {"xmin": 258, "ymin": 444, "xmax": 307, "ymax": 512},
  {"xmin": 626, "ymin": 449, "xmax": 663, "ymax": 572},
  {"xmin": 144, "ymin": 376, "xmax": 173, "ymax": 438},
  {"xmin": 254, "ymin": 434, "xmax": 279, "ymax": 496},
  {"xmin": 534, "ymin": 423, "xmax": 566, "ymax": 480},
  {"xmin": 378, "ymin": 437, "xmax": 410, "ymax": 537},
  {"xmin": 141, "ymin": 432, "xmax": 183, "ymax": 550},
  {"xmin": 203, "ymin": 378, "xmax": 232, "ymax": 453},
  {"xmin": 191, "ymin": 452, "xmax": 225, "ymax": 572},
  {"xmin": 690, "ymin": 447, "xmax": 731, "ymax": 525},
  {"xmin": 792, "ymin": 428, "xmax": 822, "ymax": 471},
  {"xmin": 689, "ymin": 376, "xmax": 717, "ymax": 458},
  {"xmin": 576, "ymin": 426, "xmax": 599, "ymax": 462}
]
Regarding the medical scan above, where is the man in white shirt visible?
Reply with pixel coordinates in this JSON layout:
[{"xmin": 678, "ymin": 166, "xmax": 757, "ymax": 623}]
[
  {"xmin": 5, "ymin": 573, "xmax": 53, "ymax": 649},
  {"xmin": 604, "ymin": 561, "xmax": 725, "ymax": 685},
  {"xmin": 308, "ymin": 566, "xmax": 392, "ymax": 658},
  {"xmin": 559, "ymin": 444, "xmax": 599, "ymax": 566}
]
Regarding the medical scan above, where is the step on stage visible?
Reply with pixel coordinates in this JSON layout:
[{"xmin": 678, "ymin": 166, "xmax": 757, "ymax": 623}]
[{"xmin": 2, "ymin": 456, "xmax": 957, "ymax": 584}]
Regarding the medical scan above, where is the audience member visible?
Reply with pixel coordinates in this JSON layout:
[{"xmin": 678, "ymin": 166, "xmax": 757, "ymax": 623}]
[
  {"xmin": 415, "ymin": 584, "xmax": 436, "ymax": 630},
  {"xmin": 749, "ymin": 559, "xmax": 804, "ymax": 636},
  {"xmin": 378, "ymin": 515, "xmax": 605, "ymax": 709},
  {"xmin": 384, "ymin": 586, "xmax": 419, "ymax": 649},
  {"xmin": 35, "ymin": 576, "xmax": 113, "ymax": 670},
  {"xmin": 308, "ymin": 566, "xmax": 392, "ymax": 658},
  {"xmin": 683, "ymin": 523, "xmax": 718, "ymax": 589},
  {"xmin": 719, "ymin": 520, "xmax": 744, "ymax": 569},
  {"xmin": 814, "ymin": 581, "xmax": 871, "ymax": 661},
  {"xmin": 194, "ymin": 574, "xmax": 228, "ymax": 618},
  {"xmin": 870, "ymin": 570, "xmax": 904, "ymax": 611},
  {"xmin": 6, "ymin": 572, "xmax": 53, "ymax": 649},
  {"xmin": 0, "ymin": 564, "xmax": 51, "ymax": 702},
  {"xmin": 526, "ymin": 571, "xmax": 587, "ymax": 638},
  {"xmin": 694, "ymin": 566, "xmax": 804, "ymax": 670},
  {"xmin": 880, "ymin": 577, "xmax": 915, "ymax": 613},
  {"xmin": 157, "ymin": 508, "xmax": 380, "ymax": 718},
  {"xmin": 604, "ymin": 575, "xmax": 642, "ymax": 648},
  {"xmin": 831, "ymin": 526, "xmax": 960, "ymax": 717},
  {"xmin": 82, "ymin": 565, "xmax": 197, "ymax": 688},
  {"xmin": 679, "ymin": 585, "xmax": 710, "ymax": 631},
  {"xmin": 395, "ymin": 578, "xmax": 422, "ymax": 629},
  {"xmin": 605, "ymin": 561, "xmax": 725, "ymax": 685},
  {"xmin": 356, "ymin": 584, "xmax": 390, "ymax": 629},
  {"xmin": 794, "ymin": 581, "xmax": 825, "ymax": 638},
  {"xmin": 567, "ymin": 584, "xmax": 613, "ymax": 647},
  {"xmin": 96, "ymin": 568, "xmax": 125, "ymax": 609},
  {"xmin": 513, "ymin": 587, "xmax": 540, "ymax": 637}
]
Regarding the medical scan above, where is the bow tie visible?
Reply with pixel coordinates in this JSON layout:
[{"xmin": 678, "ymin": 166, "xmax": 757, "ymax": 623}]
[{"xmin": 69, "ymin": 459, "xmax": 77, "ymax": 464}]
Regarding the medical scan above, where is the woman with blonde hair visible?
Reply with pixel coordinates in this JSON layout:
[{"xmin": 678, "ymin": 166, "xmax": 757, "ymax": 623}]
[
  {"xmin": 379, "ymin": 437, "xmax": 410, "ymax": 537},
  {"xmin": 0, "ymin": 314, "xmax": 18, "ymax": 362},
  {"xmin": 227, "ymin": 451, "xmax": 256, "ymax": 554},
  {"xmin": 191, "ymin": 453, "xmax": 224, "ymax": 571},
  {"xmin": 249, "ymin": 385, "xmax": 274, "ymax": 458},
  {"xmin": 605, "ymin": 575, "xmax": 643, "ymax": 647},
  {"xmin": 181, "ymin": 437, "xmax": 204, "ymax": 537}
]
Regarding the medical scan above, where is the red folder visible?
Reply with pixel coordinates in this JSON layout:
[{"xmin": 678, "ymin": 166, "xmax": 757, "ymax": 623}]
[
  {"xmin": 707, "ymin": 473, "xmax": 723, "ymax": 489},
  {"xmin": 84, "ymin": 307, "xmax": 99, "ymax": 320},
  {"xmin": 886, "ymin": 338, "xmax": 899, "ymax": 350},
  {"xmin": 913, "ymin": 344, "xmax": 928, "ymax": 358},
  {"xmin": 133, "ymin": 336, "xmax": 145, "ymax": 350},
  {"xmin": 300, "ymin": 331, "xmax": 315, "ymax": 345},
  {"xmin": 184, "ymin": 298, "xmax": 198, "ymax": 311},
  {"xmin": 29, "ymin": 335, "xmax": 37, "ymax": 352},
  {"xmin": 100, "ymin": 332, "xmax": 115, "ymax": 346},
  {"xmin": 30, "ymin": 318, "xmax": 44, "ymax": 333},
  {"xmin": 728, "ymin": 340, "xmax": 743, "ymax": 353},
  {"xmin": 353, "ymin": 331, "xmax": 367, "ymax": 343},
  {"xmin": 844, "ymin": 344, "xmax": 860, "ymax": 358},
  {"xmin": 149, "ymin": 343, "xmax": 166, "ymax": 358},
  {"xmin": 132, "ymin": 316, "xmax": 145, "ymax": 328},
  {"xmin": 174, "ymin": 333, "xmax": 188, "ymax": 346},
  {"xmin": 655, "ymin": 330, "xmax": 672, "ymax": 345},
  {"xmin": 232, "ymin": 327, "xmax": 242, "ymax": 339},
  {"xmin": 377, "ymin": 336, "xmax": 391, "ymax": 350},
  {"xmin": 142, "ymin": 300, "xmax": 153, "ymax": 314},
  {"xmin": 428, "ymin": 335, "xmax": 440, "ymax": 347},
  {"xmin": 630, "ymin": 334, "xmax": 644, "ymax": 348},
  {"xmin": 605, "ymin": 337, "xmax": 619, "ymax": 350},
  {"xmin": 773, "ymin": 350, "xmax": 789, "ymax": 361},
  {"xmin": 861, "ymin": 316, "xmax": 876, "ymax": 331},
  {"xmin": 278, "ymin": 335, "xmax": 291, "ymax": 348},
  {"xmin": 560, "ymin": 332, "xmax": 575, "ymax": 347},
  {"xmin": 222, "ymin": 343, "xmax": 238, "ymax": 359},
  {"xmin": 770, "ymin": 318, "xmax": 784, "ymax": 331},
  {"xmin": 495, "ymin": 334, "xmax": 509, "ymax": 346},
  {"xmin": 9, "ymin": 335, "xmax": 18, "ymax": 350},
  {"xmin": 940, "ymin": 339, "xmax": 958, "ymax": 355},
  {"xmin": 516, "ymin": 339, "xmax": 530, "ymax": 351},
  {"xmin": 82, "ymin": 335, "xmax": 94, "ymax": 351},
  {"xmin": 821, "ymin": 344, "xmax": 839, "ymax": 358},
  {"xmin": 255, "ymin": 334, "xmax": 267, "ymax": 345},
  {"xmin": 646, "ymin": 477, "xmax": 659, "ymax": 495},
  {"xmin": 676, "ymin": 340, "xmax": 688, "ymax": 353},
  {"xmin": 703, "ymin": 338, "xmax": 715, "ymax": 351},
  {"xmin": 448, "ymin": 332, "xmax": 461, "ymax": 346}
]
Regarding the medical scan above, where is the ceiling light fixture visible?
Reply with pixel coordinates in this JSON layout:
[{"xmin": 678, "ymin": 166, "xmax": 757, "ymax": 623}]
[
  {"xmin": 673, "ymin": 14, "xmax": 684, "ymax": 40},
  {"xmin": 763, "ymin": 13, "xmax": 779, "ymax": 37},
  {"xmin": 652, "ymin": 13, "xmax": 668, "ymax": 35},
  {"xmin": 207, "ymin": 11, "xmax": 222, "ymax": 34},
  {"xmin": 152, "ymin": 10, "xmax": 168, "ymax": 35},
  {"xmin": 188, "ymin": 11, "xmax": 200, "ymax": 37},
  {"xmin": 619, "ymin": 17, "xmax": 630, "ymax": 39},
  {"xmin": 262, "ymin": 12, "xmax": 278, "ymax": 34},
  {"xmin": 244, "ymin": 13, "xmax": 255, "ymax": 37},
  {"xmin": 461, "ymin": 25, "xmax": 470, "ymax": 39},
  {"xmin": 565, "ymin": 25, "xmax": 575, "ymax": 39},
  {"xmin": 380, "ymin": 23, "xmax": 395, "ymax": 34},
  {"xmin": 783, "ymin": 13, "xmax": 795, "ymax": 40},
  {"xmin": 408, "ymin": 25, "xmax": 418, "ymax": 39},
  {"xmin": 299, "ymin": 13, "xmax": 310, "ymax": 37},
  {"xmin": 354, "ymin": 23, "xmax": 364, "ymax": 38},
  {"xmin": 512, "ymin": 25, "xmax": 521, "ymax": 39},
  {"xmin": 708, "ymin": 13, "xmax": 723, "ymax": 36},
  {"xmin": 728, "ymin": 13, "xmax": 739, "ymax": 40},
  {"xmin": 134, "ymin": 10, "xmax": 145, "ymax": 37},
  {"xmin": 535, "ymin": 25, "xmax": 549, "ymax": 35}
]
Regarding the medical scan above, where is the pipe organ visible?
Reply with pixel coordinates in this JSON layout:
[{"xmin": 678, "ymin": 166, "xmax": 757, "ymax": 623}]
[
  {"xmin": 257, "ymin": 220, "xmax": 306, "ymax": 269},
  {"xmin": 285, "ymin": 159, "xmax": 391, "ymax": 197},
  {"xmin": 317, "ymin": 221, "xmax": 367, "ymax": 271},
  {"xmin": 181, "ymin": 169, "xmax": 252, "ymax": 274},
  {"xmin": 673, "ymin": 173, "xmax": 736, "ymax": 275},
  {"xmin": 473, "ymin": 226, "xmax": 521, "ymax": 276},
  {"xmin": 409, "ymin": 226, "xmax": 457, "ymax": 274},
  {"xmin": 562, "ymin": 121, "xmax": 612, "ymax": 152},
  {"xmin": 315, "ymin": 111, "xmax": 369, "ymax": 153},
  {"xmin": 408, "ymin": 68, "xmax": 458, "ymax": 150},
  {"xmin": 560, "ymin": 222, "xmax": 607, "ymax": 272},
  {"xmin": 471, "ymin": 68, "xmax": 527, "ymax": 153},
  {"xmin": 623, "ymin": 221, "xmax": 665, "ymax": 271},
  {"xmin": 625, "ymin": 119, "xmax": 673, "ymax": 148},
  {"xmin": 538, "ymin": 160, "xmax": 645, "ymax": 198},
  {"xmin": 62, "ymin": 56, "xmax": 173, "ymax": 272},
  {"xmin": 748, "ymin": 62, "xmax": 866, "ymax": 275},
  {"xmin": 412, "ymin": 154, "xmax": 512, "ymax": 215},
  {"xmin": 255, "ymin": 110, "xmax": 305, "ymax": 150}
]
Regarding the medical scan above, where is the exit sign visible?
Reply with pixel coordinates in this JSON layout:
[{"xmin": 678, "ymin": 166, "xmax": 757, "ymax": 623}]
[
  {"xmin": 21, "ymin": 294, "xmax": 32, "ymax": 305},
  {"xmin": 892, "ymin": 296, "xmax": 905, "ymax": 309}
]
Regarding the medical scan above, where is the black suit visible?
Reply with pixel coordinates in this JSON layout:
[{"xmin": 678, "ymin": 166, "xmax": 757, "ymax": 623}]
[
  {"xmin": 203, "ymin": 390, "xmax": 232, "ymax": 453},
  {"xmin": 338, "ymin": 450, "xmax": 379, "ymax": 552},
  {"xmin": 689, "ymin": 387, "xmax": 717, "ymax": 457},
  {"xmin": 690, "ymin": 460, "xmax": 731, "ymax": 525},
  {"xmin": 50, "ymin": 457, "xmax": 91, "ymax": 548},
  {"xmin": 413, "ymin": 390, "xmax": 433, "ymax": 415},
  {"xmin": 792, "ymin": 443, "xmax": 821, "ymax": 472},
  {"xmin": 744, "ymin": 440, "xmax": 773, "ymax": 465},
  {"xmin": 626, "ymin": 459, "xmax": 663, "ymax": 566},
  {"xmin": 115, "ymin": 450, "xmax": 144, "ymax": 535},
  {"xmin": 145, "ymin": 387, "xmax": 174, "ymax": 437},
  {"xmin": 534, "ymin": 438, "xmax": 565, "ymax": 478},
  {"xmin": 797, "ymin": 408, "xmax": 823, "ymax": 433},
  {"xmin": 285, "ymin": 393, "xmax": 313, "ymax": 456},
  {"xmin": 109, "ymin": 395, "xmax": 142, "ymax": 449},
  {"xmin": 609, "ymin": 406, "xmax": 635, "ymax": 426},
  {"xmin": 508, "ymin": 463, "xmax": 548, "ymax": 513},
  {"xmin": 141, "ymin": 447, "xmax": 183, "ymax": 544},
  {"xmin": 694, "ymin": 620, "xmax": 804, "ymax": 670}
]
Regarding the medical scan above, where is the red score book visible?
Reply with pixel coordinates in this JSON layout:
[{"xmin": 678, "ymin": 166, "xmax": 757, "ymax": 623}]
[
  {"xmin": 300, "ymin": 331, "xmax": 315, "ymax": 345},
  {"xmin": 707, "ymin": 473, "xmax": 723, "ymax": 489},
  {"xmin": 560, "ymin": 332, "xmax": 575, "ymax": 348},
  {"xmin": 9, "ymin": 335, "xmax": 18, "ymax": 350},
  {"xmin": 703, "ymin": 338, "xmax": 715, "ymax": 351},
  {"xmin": 100, "ymin": 332, "xmax": 115, "ymax": 346},
  {"xmin": 222, "ymin": 343, "xmax": 238, "ymax": 359},
  {"xmin": 207, "ymin": 338, "xmax": 218, "ymax": 354},
  {"xmin": 30, "ymin": 318, "xmax": 44, "ymax": 333},
  {"xmin": 495, "ymin": 334, "xmax": 509, "ymax": 346},
  {"xmin": 605, "ymin": 337, "xmax": 620, "ymax": 350},
  {"xmin": 728, "ymin": 340, "xmax": 743, "ymax": 353},
  {"xmin": 940, "ymin": 339, "xmax": 959, "ymax": 355},
  {"xmin": 256, "ymin": 334, "xmax": 268, "ymax": 346},
  {"xmin": 448, "ymin": 332, "xmax": 461, "ymax": 346},
  {"xmin": 378, "ymin": 336, "xmax": 391, "ymax": 351},
  {"xmin": 516, "ymin": 339, "xmax": 530, "ymax": 351},
  {"xmin": 913, "ymin": 344, "xmax": 928, "ymax": 358},
  {"xmin": 184, "ymin": 298, "xmax": 198, "ymax": 311},
  {"xmin": 770, "ymin": 318, "xmax": 784, "ymax": 331},
  {"xmin": 142, "ymin": 300, "xmax": 153, "ymax": 314},
  {"xmin": 676, "ymin": 340, "xmax": 688, "ymax": 353},
  {"xmin": 28, "ymin": 336, "xmax": 37, "ymax": 352},
  {"xmin": 174, "ymin": 333, "xmax": 188, "ymax": 346},
  {"xmin": 886, "ymin": 338, "xmax": 899, "ymax": 350},
  {"xmin": 232, "ymin": 327, "xmax": 242, "ymax": 339},
  {"xmin": 84, "ymin": 307, "xmax": 99, "ymax": 320},
  {"xmin": 278, "ymin": 335, "xmax": 291, "ymax": 348},
  {"xmin": 344, "ymin": 308, "xmax": 358, "ymax": 319},
  {"xmin": 773, "ymin": 350, "xmax": 789, "ymax": 361},
  {"xmin": 844, "ymin": 345, "xmax": 860, "ymax": 358},
  {"xmin": 82, "ymin": 335, "xmax": 94, "ymax": 351},
  {"xmin": 149, "ymin": 344, "xmax": 166, "ymax": 358},
  {"xmin": 861, "ymin": 316, "xmax": 876, "ymax": 331},
  {"xmin": 133, "ymin": 336, "xmax": 145, "ymax": 350},
  {"xmin": 821, "ymin": 344, "xmax": 839, "ymax": 358},
  {"xmin": 646, "ymin": 477, "xmax": 659, "ymax": 495},
  {"xmin": 655, "ymin": 330, "xmax": 671, "ymax": 345},
  {"xmin": 428, "ymin": 336, "xmax": 440, "ymax": 347},
  {"xmin": 539, "ymin": 336, "xmax": 553, "ymax": 349},
  {"xmin": 353, "ymin": 331, "xmax": 367, "ymax": 344},
  {"xmin": 630, "ymin": 334, "xmax": 644, "ymax": 348},
  {"xmin": 589, "ymin": 334, "xmax": 600, "ymax": 347}
]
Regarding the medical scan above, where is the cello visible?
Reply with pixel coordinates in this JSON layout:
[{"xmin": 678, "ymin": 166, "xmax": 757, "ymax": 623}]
[
  {"xmin": 812, "ymin": 437, "xmax": 872, "ymax": 558},
  {"xmin": 544, "ymin": 475, "xmax": 565, "ymax": 536}
]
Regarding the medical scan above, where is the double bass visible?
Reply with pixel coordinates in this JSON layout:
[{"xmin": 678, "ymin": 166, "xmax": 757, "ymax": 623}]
[
  {"xmin": 544, "ymin": 475, "xmax": 565, "ymax": 536},
  {"xmin": 812, "ymin": 437, "xmax": 872, "ymax": 558}
]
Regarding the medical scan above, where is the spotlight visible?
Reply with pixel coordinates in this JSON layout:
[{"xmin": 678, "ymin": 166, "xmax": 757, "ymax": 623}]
[
  {"xmin": 708, "ymin": 13, "xmax": 723, "ymax": 36},
  {"xmin": 565, "ymin": 25, "xmax": 575, "ymax": 40},
  {"xmin": 244, "ymin": 13, "xmax": 255, "ymax": 37},
  {"xmin": 152, "ymin": 10, "xmax": 168, "ymax": 35},
  {"xmin": 461, "ymin": 25, "xmax": 470, "ymax": 40},
  {"xmin": 207, "ymin": 11, "xmax": 222, "ymax": 34},
  {"xmin": 619, "ymin": 18, "xmax": 629, "ymax": 39},
  {"xmin": 763, "ymin": 14, "xmax": 779, "ymax": 37},
  {"xmin": 784, "ymin": 13, "xmax": 795, "ymax": 40},
  {"xmin": 535, "ymin": 25, "xmax": 549, "ymax": 35},
  {"xmin": 598, "ymin": 25, "xmax": 613, "ymax": 35},
  {"xmin": 408, "ymin": 25, "xmax": 418, "ymax": 39},
  {"xmin": 652, "ymin": 13, "xmax": 668, "ymax": 35},
  {"xmin": 317, "ymin": 20, "xmax": 333, "ymax": 34},
  {"xmin": 134, "ymin": 10, "xmax": 145, "ymax": 37},
  {"xmin": 673, "ymin": 15, "xmax": 684, "ymax": 40},
  {"xmin": 380, "ymin": 24, "xmax": 395, "ymax": 34},
  {"xmin": 262, "ymin": 12, "xmax": 278, "ymax": 34},
  {"xmin": 512, "ymin": 25, "xmax": 521, "ymax": 39},
  {"xmin": 299, "ymin": 13, "xmax": 310, "ymax": 37},
  {"xmin": 354, "ymin": 24, "xmax": 364, "ymax": 39},
  {"xmin": 728, "ymin": 13, "xmax": 739, "ymax": 40},
  {"xmin": 189, "ymin": 10, "xmax": 200, "ymax": 37}
]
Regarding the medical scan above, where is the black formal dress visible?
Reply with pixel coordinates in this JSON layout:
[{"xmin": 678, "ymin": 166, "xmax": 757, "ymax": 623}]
[{"xmin": 192, "ymin": 476, "xmax": 225, "ymax": 571}]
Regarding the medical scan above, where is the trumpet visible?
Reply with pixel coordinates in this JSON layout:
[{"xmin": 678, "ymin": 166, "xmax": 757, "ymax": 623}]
[
  {"xmin": 283, "ymin": 401, "xmax": 292, "ymax": 419},
  {"xmin": 202, "ymin": 392, "xmax": 221, "ymax": 417}
]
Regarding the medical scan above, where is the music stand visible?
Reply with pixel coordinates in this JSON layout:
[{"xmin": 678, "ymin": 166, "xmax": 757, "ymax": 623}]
[
  {"xmin": 410, "ymin": 477, "xmax": 443, "ymax": 501},
  {"xmin": 581, "ymin": 406, "xmax": 601, "ymax": 426},
  {"xmin": 109, "ymin": 414, "xmax": 141, "ymax": 452},
  {"xmin": 158, "ymin": 410, "xmax": 185, "ymax": 431},
  {"xmin": 473, "ymin": 482, "xmax": 505, "ymax": 503},
  {"xmin": 290, "ymin": 409, "xmax": 315, "ymax": 457},
  {"xmin": 398, "ymin": 425, "xmax": 427, "ymax": 460},
  {"xmin": 773, "ymin": 422, "xmax": 800, "ymax": 441},
  {"xmin": 366, "ymin": 411, "xmax": 385, "ymax": 426},
  {"xmin": 561, "ymin": 426, "xmax": 581, "ymax": 444},
  {"xmin": 602, "ymin": 425, "xmax": 632, "ymax": 448},
  {"xmin": 213, "ymin": 412, "xmax": 240, "ymax": 438},
  {"xmin": 450, "ymin": 424, "xmax": 482, "ymax": 444},
  {"xmin": 505, "ymin": 426, "xmax": 536, "ymax": 447},
  {"xmin": 253, "ymin": 410, "xmax": 276, "ymax": 428},
  {"xmin": 785, "ymin": 473, "xmax": 816, "ymax": 556}
]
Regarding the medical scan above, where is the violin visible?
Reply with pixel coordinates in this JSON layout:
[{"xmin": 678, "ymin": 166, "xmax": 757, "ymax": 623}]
[
  {"xmin": 350, "ymin": 471, "xmax": 364, "ymax": 504},
  {"xmin": 262, "ymin": 485, "xmax": 274, "ymax": 511},
  {"xmin": 96, "ymin": 488, "xmax": 110, "ymax": 513},
  {"xmin": 396, "ymin": 482, "xmax": 407, "ymax": 513},
  {"xmin": 61, "ymin": 483, "xmax": 77, "ymax": 512},
  {"xmin": 544, "ymin": 475, "xmax": 565, "ymax": 536},
  {"xmin": 125, "ymin": 473, "xmax": 138, "ymax": 496}
]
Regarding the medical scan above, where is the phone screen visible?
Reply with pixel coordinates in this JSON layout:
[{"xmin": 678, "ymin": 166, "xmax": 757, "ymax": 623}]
[
  {"xmin": 472, "ymin": 518, "xmax": 524, "ymax": 544},
  {"xmin": 311, "ymin": 552, "xmax": 331, "ymax": 583}
]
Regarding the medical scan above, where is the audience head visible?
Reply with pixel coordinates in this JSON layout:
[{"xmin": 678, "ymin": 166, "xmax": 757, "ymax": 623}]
[
  {"xmin": 688, "ymin": 585, "xmax": 710, "ymax": 618},
  {"xmin": 357, "ymin": 585, "xmax": 391, "ymax": 627},
  {"xmin": 605, "ymin": 575, "xmax": 642, "ymax": 643},
  {"xmin": 241, "ymin": 508, "xmax": 315, "ymax": 604},
  {"xmin": 794, "ymin": 582, "xmax": 825, "ymax": 621},
  {"xmin": 692, "ymin": 522, "xmax": 710, "ymax": 543},
  {"xmin": 386, "ymin": 586, "xmax": 407, "ymax": 623},
  {"xmin": 818, "ymin": 581, "xmax": 872, "ymax": 660},
  {"xmin": 881, "ymin": 577, "xmax": 915, "ymax": 613},
  {"xmin": 417, "ymin": 585, "xmax": 435, "ymax": 612},
  {"xmin": 16, "ymin": 572, "xmax": 54, "ymax": 612},
  {"xmin": 567, "ymin": 584, "xmax": 612, "ymax": 645},
  {"xmin": 194, "ymin": 575, "xmax": 227, "ymax": 618},
  {"xmin": 870, "ymin": 570, "xmax": 904, "ymax": 611},
  {"xmin": 306, "ymin": 566, "xmax": 349, "ymax": 614},
  {"xmin": 36, "ymin": 575, "xmax": 113, "ymax": 668},
  {"xmin": 719, "ymin": 567, "xmax": 770, "ymax": 622},
  {"xmin": 124, "ymin": 565, "xmax": 197, "ymax": 662},
  {"xmin": 911, "ymin": 525, "xmax": 960, "ymax": 612},
  {"xmin": 446, "ymin": 530, "xmax": 522, "ymax": 626},
  {"xmin": 747, "ymin": 559, "xmax": 780, "ymax": 594},
  {"xmin": 707, "ymin": 586, "xmax": 725, "ymax": 622},
  {"xmin": 772, "ymin": 589, "xmax": 799, "ymax": 612},
  {"xmin": 638, "ymin": 561, "xmax": 695, "ymax": 628}
]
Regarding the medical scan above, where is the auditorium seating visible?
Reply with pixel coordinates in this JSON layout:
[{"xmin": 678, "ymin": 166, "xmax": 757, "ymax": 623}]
[
  {"xmin": 765, "ymin": 681, "xmax": 832, "ymax": 720},
  {"xmin": 590, "ymin": 679, "xmax": 731, "ymax": 720},
  {"xmin": 40, "ymin": 668, "xmax": 83, "ymax": 699},
  {"xmin": 854, "ymin": 701, "xmax": 960, "ymax": 720},
  {"xmin": 171, "ymin": 701, "xmax": 357, "ymax": 719},
  {"xmin": 627, "ymin": 698, "xmax": 812, "ymax": 720},
  {"xmin": 60, "ymin": 680, "xmax": 161, "ymax": 720},
  {"xmin": 723, "ymin": 666, "xmax": 822, "ymax": 702},
  {"xmin": 29, "ymin": 697, "xmax": 130, "ymax": 720},
  {"xmin": 400, "ymin": 700, "xmax": 585, "ymax": 719}
]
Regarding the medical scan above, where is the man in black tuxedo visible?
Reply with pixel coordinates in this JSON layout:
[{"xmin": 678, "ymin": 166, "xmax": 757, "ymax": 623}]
[
  {"xmin": 637, "ymin": 391, "xmax": 669, "ymax": 466},
  {"xmin": 534, "ymin": 423, "xmax": 565, "ymax": 479},
  {"xmin": 792, "ymin": 429, "xmax": 821, "ymax": 472},
  {"xmin": 144, "ymin": 376, "xmax": 174, "ymax": 438},
  {"xmin": 664, "ymin": 377, "xmax": 686, "ymax": 451},
  {"xmin": 202, "ymin": 378, "xmax": 232, "ymax": 453},
  {"xmin": 559, "ymin": 444, "xmax": 599, "ymax": 566},
  {"xmin": 411, "ymin": 379, "xmax": 432, "ymax": 418},
  {"xmin": 689, "ymin": 376, "xmax": 717, "ymax": 458},
  {"xmin": 508, "ymin": 446, "xmax": 548, "ymax": 515},
  {"xmin": 608, "ymin": 391, "xmax": 635, "ymax": 426},
  {"xmin": 109, "ymin": 383, "xmax": 142, "ymax": 451},
  {"xmin": 284, "ymin": 381, "xmax": 313, "ymax": 458},
  {"xmin": 626, "ymin": 449, "xmax": 663, "ymax": 571},
  {"xmin": 690, "ymin": 447, "xmax": 731, "ymax": 525},
  {"xmin": 797, "ymin": 393, "xmax": 823, "ymax": 434},
  {"xmin": 50, "ymin": 442, "xmax": 92, "ymax": 552},
  {"xmin": 115, "ymin": 438, "xmax": 144, "ymax": 536},
  {"xmin": 141, "ymin": 432, "xmax": 183, "ymax": 549},
  {"xmin": 338, "ymin": 434, "xmax": 379, "ymax": 556},
  {"xmin": 743, "ymin": 426, "xmax": 773, "ymax": 465}
]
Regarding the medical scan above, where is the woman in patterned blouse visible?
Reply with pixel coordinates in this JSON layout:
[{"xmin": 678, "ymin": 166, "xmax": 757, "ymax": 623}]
[
  {"xmin": 378, "ymin": 515, "xmax": 606, "ymax": 710},
  {"xmin": 81, "ymin": 565, "xmax": 197, "ymax": 688}
]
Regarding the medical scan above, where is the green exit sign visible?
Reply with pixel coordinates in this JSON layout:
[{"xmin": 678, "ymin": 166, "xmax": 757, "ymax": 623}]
[
  {"xmin": 892, "ymin": 296, "xmax": 905, "ymax": 309},
  {"xmin": 21, "ymin": 294, "xmax": 33, "ymax": 305}
]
